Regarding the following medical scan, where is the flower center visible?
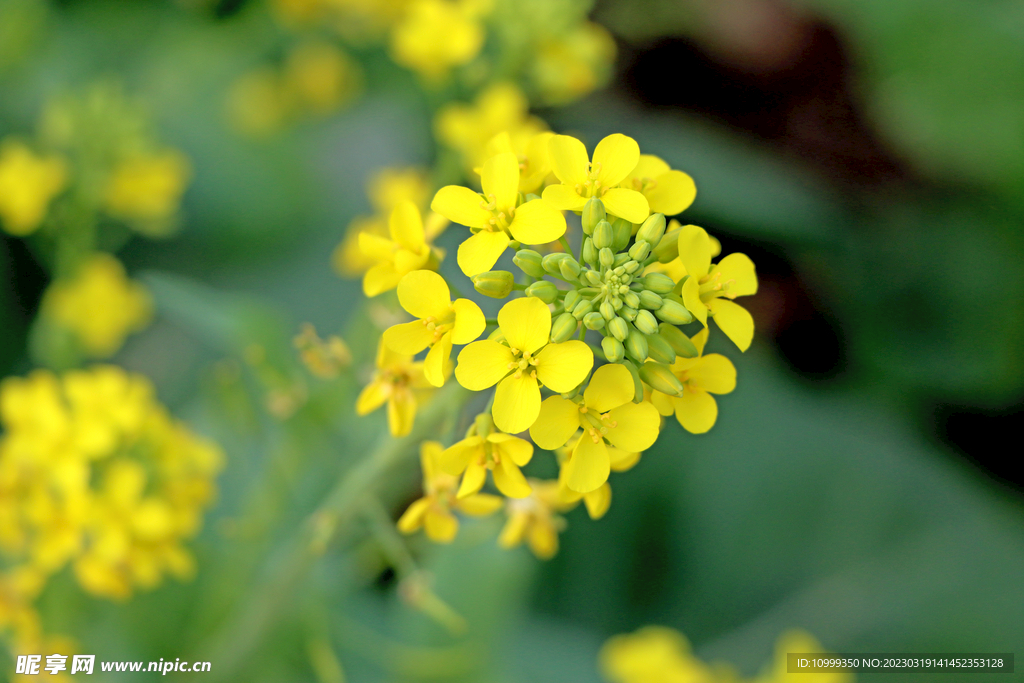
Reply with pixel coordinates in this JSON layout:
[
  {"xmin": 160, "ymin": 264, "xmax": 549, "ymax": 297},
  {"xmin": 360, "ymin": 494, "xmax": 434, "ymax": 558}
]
[
  {"xmin": 479, "ymin": 193, "xmax": 515, "ymax": 232},
  {"xmin": 698, "ymin": 271, "xmax": 737, "ymax": 302},
  {"xmin": 505, "ymin": 347, "xmax": 538, "ymax": 380},
  {"xmin": 573, "ymin": 161, "xmax": 606, "ymax": 198},
  {"xmin": 420, "ymin": 308, "xmax": 456, "ymax": 344}
]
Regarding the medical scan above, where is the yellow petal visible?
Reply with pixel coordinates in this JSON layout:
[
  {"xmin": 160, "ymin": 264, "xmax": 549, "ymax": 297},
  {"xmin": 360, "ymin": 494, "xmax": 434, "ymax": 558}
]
[
  {"xmin": 606, "ymin": 401, "xmax": 660, "ymax": 452},
  {"xmin": 424, "ymin": 509, "xmax": 458, "ymax": 543},
  {"xmin": 707, "ymin": 298, "xmax": 754, "ymax": 352},
  {"xmin": 397, "ymin": 269, "xmax": 452, "ymax": 319},
  {"xmin": 583, "ymin": 363, "xmax": 634, "ymax": 413},
  {"xmin": 691, "ymin": 327, "xmax": 709, "ymax": 356},
  {"xmin": 492, "ymin": 458, "xmax": 532, "ymax": 498},
  {"xmin": 431, "ymin": 185, "xmax": 489, "ymax": 227},
  {"xmin": 455, "ymin": 340, "xmax": 513, "ymax": 390},
  {"xmin": 420, "ymin": 440, "xmax": 443, "ymax": 482},
  {"xmin": 649, "ymin": 389, "xmax": 675, "ymax": 417},
  {"xmin": 396, "ymin": 497, "xmax": 430, "ymax": 533},
  {"xmin": 355, "ymin": 379, "xmax": 388, "ymax": 415},
  {"xmin": 424, "ymin": 331, "xmax": 452, "ymax": 387},
  {"xmin": 383, "ymin": 320, "xmax": 434, "ymax": 355},
  {"xmin": 681, "ymin": 275, "xmax": 708, "ymax": 327},
  {"xmin": 528, "ymin": 520, "xmax": 558, "ymax": 559},
  {"xmin": 387, "ymin": 387, "xmax": 416, "ymax": 436},
  {"xmin": 457, "ymin": 493, "xmax": 504, "ymax": 516},
  {"xmin": 678, "ymin": 224, "xmax": 711, "ymax": 279},
  {"xmin": 485, "ymin": 130, "xmax": 515, "ymax": 156},
  {"xmin": 548, "ymin": 134, "xmax": 590, "ymax": 185},
  {"xmin": 457, "ymin": 461, "xmax": 487, "ymax": 498},
  {"xmin": 363, "ymin": 262, "xmax": 402, "ymax": 297},
  {"xmin": 608, "ymin": 447, "xmax": 641, "ymax": 472},
  {"xmin": 498, "ymin": 296, "xmax": 551, "ymax": 356},
  {"xmin": 711, "ymin": 253, "xmax": 758, "ymax": 297},
  {"xmin": 488, "ymin": 433, "xmax": 534, "ymax": 466},
  {"xmin": 440, "ymin": 436, "xmax": 483, "ymax": 475},
  {"xmin": 456, "ymin": 229, "xmax": 510, "ymax": 276},
  {"xmin": 583, "ymin": 483, "xmax": 611, "ymax": 519},
  {"xmin": 359, "ymin": 231, "xmax": 394, "ymax": 261},
  {"xmin": 481, "ymin": 151, "xmax": 520, "ymax": 212},
  {"xmin": 593, "ymin": 133, "xmax": 640, "ymax": 187},
  {"xmin": 389, "ymin": 201, "xmax": 425, "ymax": 252},
  {"xmin": 529, "ymin": 396, "xmax": 581, "ymax": 450},
  {"xmin": 564, "ymin": 434, "xmax": 610, "ymax": 494},
  {"xmin": 492, "ymin": 373, "xmax": 541, "ymax": 434},
  {"xmin": 535, "ymin": 340, "xmax": 593, "ymax": 393},
  {"xmin": 541, "ymin": 183, "xmax": 587, "ymax": 211},
  {"xmin": 673, "ymin": 389, "xmax": 718, "ymax": 434},
  {"xmin": 625, "ymin": 154, "xmax": 671, "ymax": 184},
  {"xmin": 647, "ymin": 170, "xmax": 696, "ymax": 216},
  {"xmin": 498, "ymin": 512, "xmax": 528, "ymax": 548},
  {"xmin": 451, "ymin": 298, "xmax": 485, "ymax": 344},
  {"xmin": 689, "ymin": 353, "xmax": 736, "ymax": 394},
  {"xmin": 507, "ymin": 199, "xmax": 566, "ymax": 244},
  {"xmin": 601, "ymin": 187, "xmax": 649, "ymax": 224},
  {"xmin": 393, "ymin": 246, "xmax": 429, "ymax": 274}
]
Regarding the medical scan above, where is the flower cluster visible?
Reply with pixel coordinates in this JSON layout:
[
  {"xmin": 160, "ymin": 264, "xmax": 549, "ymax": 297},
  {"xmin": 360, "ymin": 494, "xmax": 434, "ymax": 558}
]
[{"xmin": 349, "ymin": 132, "xmax": 758, "ymax": 558}]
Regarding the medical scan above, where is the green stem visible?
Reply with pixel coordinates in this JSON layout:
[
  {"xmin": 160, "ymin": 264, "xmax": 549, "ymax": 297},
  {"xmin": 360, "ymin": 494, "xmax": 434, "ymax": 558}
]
[
  {"xmin": 485, "ymin": 318, "xmax": 498, "ymax": 326},
  {"xmin": 558, "ymin": 236, "xmax": 573, "ymax": 259},
  {"xmin": 512, "ymin": 282, "xmax": 528, "ymax": 291}
]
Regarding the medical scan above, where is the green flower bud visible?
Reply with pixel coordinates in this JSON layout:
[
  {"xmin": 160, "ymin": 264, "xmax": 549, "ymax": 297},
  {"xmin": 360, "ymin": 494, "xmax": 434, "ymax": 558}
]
[
  {"xmin": 542, "ymin": 252, "xmax": 570, "ymax": 275},
  {"xmin": 625, "ymin": 327, "xmax": 649, "ymax": 363},
  {"xmin": 639, "ymin": 290, "xmax": 663, "ymax": 309},
  {"xmin": 602, "ymin": 336, "xmax": 624, "ymax": 363},
  {"xmin": 600, "ymin": 300, "xmax": 615, "ymax": 320},
  {"xmin": 643, "ymin": 273, "xmax": 675, "ymax": 294},
  {"xmin": 653, "ymin": 225, "xmax": 681, "ymax": 263},
  {"xmin": 638, "ymin": 361, "xmax": 684, "ymax": 396},
  {"xmin": 628, "ymin": 240, "xmax": 651, "ymax": 261},
  {"xmin": 621, "ymin": 359, "xmax": 645, "ymax": 402},
  {"xmin": 658, "ymin": 323, "xmax": 699, "ymax": 358},
  {"xmin": 582, "ymin": 198, "xmax": 606, "ymax": 235},
  {"xmin": 472, "ymin": 271, "xmax": 514, "ymax": 298},
  {"xmin": 599, "ymin": 247, "xmax": 614, "ymax": 268},
  {"xmin": 609, "ymin": 217, "xmax": 632, "ymax": 252},
  {"xmin": 608, "ymin": 316, "xmax": 628, "ymax": 341},
  {"xmin": 613, "ymin": 253, "xmax": 631, "ymax": 268},
  {"xmin": 637, "ymin": 213, "xmax": 666, "ymax": 246},
  {"xmin": 593, "ymin": 220, "xmax": 613, "ymax": 249},
  {"xmin": 584, "ymin": 269, "xmax": 603, "ymax": 286},
  {"xmin": 559, "ymin": 258, "xmax": 581, "ymax": 281},
  {"xmin": 526, "ymin": 280, "xmax": 558, "ymax": 304},
  {"xmin": 655, "ymin": 299, "xmax": 694, "ymax": 325},
  {"xmin": 513, "ymin": 249, "xmax": 546, "ymax": 278},
  {"xmin": 634, "ymin": 309, "xmax": 658, "ymax": 335},
  {"xmin": 572, "ymin": 299, "xmax": 593, "ymax": 320},
  {"xmin": 582, "ymin": 237, "xmax": 597, "ymax": 266},
  {"xmin": 551, "ymin": 312, "xmax": 578, "ymax": 342},
  {"xmin": 646, "ymin": 332, "xmax": 676, "ymax": 365},
  {"xmin": 623, "ymin": 291, "xmax": 640, "ymax": 310},
  {"xmin": 583, "ymin": 312, "xmax": 605, "ymax": 330},
  {"xmin": 474, "ymin": 412, "xmax": 494, "ymax": 437},
  {"xmin": 620, "ymin": 306, "xmax": 638, "ymax": 322},
  {"xmin": 623, "ymin": 260, "xmax": 640, "ymax": 274}
]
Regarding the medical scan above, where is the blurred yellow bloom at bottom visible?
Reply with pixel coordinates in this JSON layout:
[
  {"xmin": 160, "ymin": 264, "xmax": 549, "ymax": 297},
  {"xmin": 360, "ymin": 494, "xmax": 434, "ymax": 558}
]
[
  {"xmin": 498, "ymin": 480, "xmax": 574, "ymax": 560},
  {"xmin": 600, "ymin": 626, "xmax": 720, "ymax": 683}
]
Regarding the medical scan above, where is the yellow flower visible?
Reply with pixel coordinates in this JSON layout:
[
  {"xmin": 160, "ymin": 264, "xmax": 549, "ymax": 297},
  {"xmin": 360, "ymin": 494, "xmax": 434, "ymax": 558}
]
[
  {"xmin": 294, "ymin": 323, "xmax": 351, "ymax": 378},
  {"xmin": 600, "ymin": 626, "xmax": 718, "ymax": 683},
  {"xmin": 531, "ymin": 22, "xmax": 616, "ymax": 106},
  {"xmin": 359, "ymin": 200, "xmax": 444, "ymax": 296},
  {"xmin": 383, "ymin": 270, "xmax": 485, "ymax": 387},
  {"xmin": 41, "ymin": 254, "xmax": 153, "ymax": 358},
  {"xmin": 756, "ymin": 630, "xmax": 854, "ymax": 683},
  {"xmin": 0, "ymin": 139, "xmax": 67, "ymax": 236},
  {"xmin": 620, "ymin": 155, "xmax": 697, "ymax": 217},
  {"xmin": 530, "ymin": 364, "xmax": 659, "ymax": 493},
  {"xmin": 678, "ymin": 224, "xmax": 758, "ymax": 351},
  {"xmin": 225, "ymin": 67, "xmax": 292, "ymax": 137},
  {"xmin": 431, "ymin": 152, "xmax": 567, "ymax": 276},
  {"xmin": 435, "ymin": 83, "xmax": 548, "ymax": 173},
  {"xmin": 355, "ymin": 340, "xmax": 434, "ymax": 437},
  {"xmin": 498, "ymin": 480, "xmax": 574, "ymax": 559},
  {"xmin": 455, "ymin": 297, "xmax": 593, "ymax": 434},
  {"xmin": 439, "ymin": 421, "xmax": 534, "ymax": 498},
  {"xmin": 645, "ymin": 219, "xmax": 720, "ymax": 281},
  {"xmin": 389, "ymin": 0, "xmax": 484, "ymax": 81},
  {"xmin": 483, "ymin": 130, "xmax": 555, "ymax": 194},
  {"xmin": 542, "ymin": 133, "xmax": 650, "ymax": 224},
  {"xmin": 397, "ymin": 441, "xmax": 503, "ymax": 542},
  {"xmin": 649, "ymin": 329, "xmax": 736, "ymax": 434},
  {"xmin": 104, "ymin": 150, "xmax": 191, "ymax": 232},
  {"xmin": 284, "ymin": 41, "xmax": 362, "ymax": 117}
]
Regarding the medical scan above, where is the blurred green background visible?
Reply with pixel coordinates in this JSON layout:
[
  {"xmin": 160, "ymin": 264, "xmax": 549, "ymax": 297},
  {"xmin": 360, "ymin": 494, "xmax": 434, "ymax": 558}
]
[{"xmin": 2, "ymin": 0, "xmax": 1023, "ymax": 680}]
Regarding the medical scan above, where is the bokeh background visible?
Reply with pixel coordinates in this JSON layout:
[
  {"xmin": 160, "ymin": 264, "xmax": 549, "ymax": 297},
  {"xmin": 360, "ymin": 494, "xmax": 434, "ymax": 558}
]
[{"xmin": 2, "ymin": 0, "xmax": 1023, "ymax": 680}]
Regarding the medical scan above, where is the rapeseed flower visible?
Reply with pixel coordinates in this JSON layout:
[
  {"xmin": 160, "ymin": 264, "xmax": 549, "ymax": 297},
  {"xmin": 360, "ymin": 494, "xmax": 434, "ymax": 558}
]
[
  {"xmin": 531, "ymin": 22, "xmax": 616, "ymax": 106},
  {"xmin": 383, "ymin": 270, "xmax": 485, "ymax": 386},
  {"xmin": 483, "ymin": 130, "xmax": 555, "ymax": 194},
  {"xmin": 498, "ymin": 480, "xmax": 574, "ymax": 559},
  {"xmin": 649, "ymin": 329, "xmax": 736, "ymax": 434},
  {"xmin": 678, "ymin": 224, "xmax": 758, "ymax": 351},
  {"xmin": 397, "ymin": 441, "xmax": 502, "ymax": 542},
  {"xmin": 542, "ymin": 133, "xmax": 650, "ymax": 223},
  {"xmin": 454, "ymin": 297, "xmax": 592, "ymax": 433},
  {"xmin": 431, "ymin": 151, "xmax": 566, "ymax": 275},
  {"xmin": 284, "ymin": 41, "xmax": 361, "ymax": 117},
  {"xmin": 389, "ymin": 0, "xmax": 484, "ymax": 81},
  {"xmin": 439, "ymin": 417, "xmax": 534, "ymax": 498},
  {"xmin": 104, "ymin": 150, "xmax": 191, "ymax": 234},
  {"xmin": 359, "ymin": 200, "xmax": 444, "ymax": 296},
  {"xmin": 41, "ymin": 254, "xmax": 153, "ymax": 358},
  {"xmin": 356, "ymin": 340, "xmax": 434, "ymax": 437},
  {"xmin": 600, "ymin": 626, "xmax": 718, "ymax": 683},
  {"xmin": 530, "ymin": 364, "xmax": 659, "ymax": 493},
  {"xmin": 620, "ymin": 155, "xmax": 697, "ymax": 217},
  {"xmin": 0, "ymin": 139, "xmax": 67, "ymax": 236}
]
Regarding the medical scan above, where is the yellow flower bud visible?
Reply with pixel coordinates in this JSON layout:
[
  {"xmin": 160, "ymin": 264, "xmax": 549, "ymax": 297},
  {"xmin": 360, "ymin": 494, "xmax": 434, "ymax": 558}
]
[
  {"xmin": 643, "ymin": 273, "xmax": 675, "ymax": 294},
  {"xmin": 634, "ymin": 309, "xmax": 658, "ymax": 335},
  {"xmin": 472, "ymin": 270, "xmax": 514, "ymax": 298},
  {"xmin": 608, "ymin": 316, "xmax": 628, "ymax": 341},
  {"xmin": 602, "ymin": 336, "xmax": 624, "ymax": 362},
  {"xmin": 625, "ymin": 328, "xmax": 648, "ymax": 363},
  {"xmin": 551, "ymin": 312, "xmax": 579, "ymax": 342},
  {"xmin": 582, "ymin": 197, "xmax": 606, "ymax": 235},
  {"xmin": 513, "ymin": 249, "xmax": 546, "ymax": 278},
  {"xmin": 658, "ymin": 323, "xmax": 699, "ymax": 358},
  {"xmin": 526, "ymin": 280, "xmax": 558, "ymax": 303},
  {"xmin": 583, "ymin": 311, "xmax": 605, "ymax": 330},
  {"xmin": 655, "ymin": 299, "xmax": 694, "ymax": 325},
  {"xmin": 646, "ymin": 332, "xmax": 676, "ymax": 365},
  {"xmin": 636, "ymin": 213, "xmax": 666, "ymax": 246},
  {"xmin": 638, "ymin": 361, "xmax": 684, "ymax": 396}
]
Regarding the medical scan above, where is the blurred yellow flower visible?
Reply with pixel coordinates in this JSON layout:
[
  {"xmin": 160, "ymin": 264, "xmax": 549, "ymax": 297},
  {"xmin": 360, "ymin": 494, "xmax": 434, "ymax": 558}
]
[
  {"xmin": 439, "ymin": 418, "xmax": 534, "ymax": 499},
  {"xmin": 284, "ymin": 41, "xmax": 362, "ymax": 116},
  {"xmin": 294, "ymin": 323, "xmax": 352, "ymax": 378},
  {"xmin": 356, "ymin": 340, "xmax": 435, "ymax": 437},
  {"xmin": 225, "ymin": 67, "xmax": 293, "ymax": 137},
  {"xmin": 600, "ymin": 626, "xmax": 719, "ymax": 683},
  {"xmin": 383, "ymin": 270, "xmax": 485, "ymax": 387},
  {"xmin": 389, "ymin": 0, "xmax": 485, "ymax": 81},
  {"xmin": 431, "ymin": 151, "xmax": 566, "ymax": 275},
  {"xmin": 0, "ymin": 139, "xmax": 67, "ymax": 236},
  {"xmin": 435, "ymin": 83, "xmax": 548, "ymax": 174},
  {"xmin": 41, "ymin": 253, "xmax": 153, "ymax": 358},
  {"xmin": 360, "ymin": 201, "xmax": 446, "ymax": 296},
  {"xmin": 531, "ymin": 22, "xmax": 616, "ymax": 106},
  {"xmin": 484, "ymin": 130, "xmax": 555, "ymax": 194},
  {"xmin": 620, "ymin": 155, "xmax": 697, "ymax": 217},
  {"xmin": 104, "ymin": 150, "xmax": 191, "ymax": 233},
  {"xmin": 543, "ymin": 133, "xmax": 650, "ymax": 223},
  {"xmin": 678, "ymin": 224, "xmax": 758, "ymax": 351},
  {"xmin": 498, "ymin": 479, "xmax": 573, "ymax": 560},
  {"xmin": 649, "ymin": 328, "xmax": 736, "ymax": 434},
  {"xmin": 0, "ymin": 366, "xmax": 223, "ymax": 601},
  {"xmin": 454, "ymin": 297, "xmax": 593, "ymax": 434},
  {"xmin": 397, "ymin": 441, "xmax": 503, "ymax": 542},
  {"xmin": 756, "ymin": 630, "xmax": 854, "ymax": 683}
]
